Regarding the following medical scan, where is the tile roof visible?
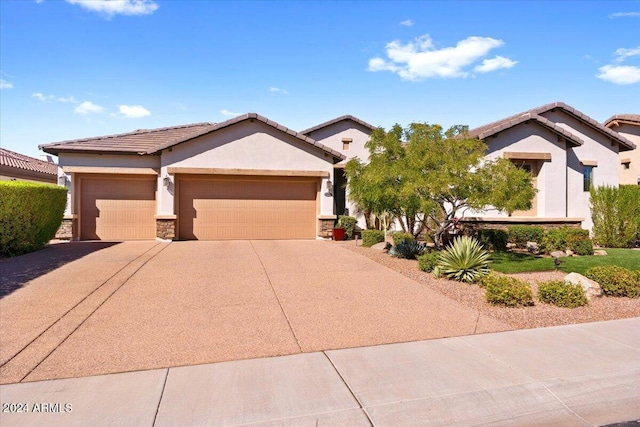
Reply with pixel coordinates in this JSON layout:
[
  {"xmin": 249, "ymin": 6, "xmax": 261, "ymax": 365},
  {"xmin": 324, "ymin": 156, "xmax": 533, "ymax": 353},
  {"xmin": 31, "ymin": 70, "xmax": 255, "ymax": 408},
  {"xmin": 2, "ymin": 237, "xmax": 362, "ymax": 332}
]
[
  {"xmin": 40, "ymin": 114, "xmax": 346, "ymax": 161},
  {"xmin": 604, "ymin": 114, "xmax": 640, "ymax": 128},
  {"xmin": 467, "ymin": 112, "xmax": 584, "ymax": 147},
  {"xmin": 40, "ymin": 122, "xmax": 217, "ymax": 156},
  {"xmin": 468, "ymin": 102, "xmax": 636, "ymax": 151},
  {"xmin": 0, "ymin": 148, "xmax": 58, "ymax": 176},
  {"xmin": 300, "ymin": 115, "xmax": 376, "ymax": 136}
]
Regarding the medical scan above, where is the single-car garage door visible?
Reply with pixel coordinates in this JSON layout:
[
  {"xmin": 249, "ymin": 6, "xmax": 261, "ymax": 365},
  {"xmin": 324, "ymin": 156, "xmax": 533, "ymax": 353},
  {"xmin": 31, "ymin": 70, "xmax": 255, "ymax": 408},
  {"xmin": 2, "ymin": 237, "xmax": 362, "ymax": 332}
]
[
  {"xmin": 178, "ymin": 175, "xmax": 318, "ymax": 240},
  {"xmin": 80, "ymin": 175, "xmax": 156, "ymax": 240}
]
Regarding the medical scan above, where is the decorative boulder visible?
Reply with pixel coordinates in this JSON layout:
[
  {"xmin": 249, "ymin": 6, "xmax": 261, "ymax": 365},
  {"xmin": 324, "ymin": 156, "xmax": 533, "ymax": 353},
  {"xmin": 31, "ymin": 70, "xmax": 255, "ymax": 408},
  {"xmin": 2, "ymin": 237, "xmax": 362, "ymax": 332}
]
[
  {"xmin": 564, "ymin": 272, "xmax": 603, "ymax": 300},
  {"xmin": 371, "ymin": 242, "xmax": 393, "ymax": 252},
  {"xmin": 550, "ymin": 250, "xmax": 567, "ymax": 258},
  {"xmin": 565, "ymin": 250, "xmax": 575, "ymax": 257},
  {"xmin": 526, "ymin": 241, "xmax": 540, "ymax": 254},
  {"xmin": 593, "ymin": 250, "xmax": 608, "ymax": 256}
]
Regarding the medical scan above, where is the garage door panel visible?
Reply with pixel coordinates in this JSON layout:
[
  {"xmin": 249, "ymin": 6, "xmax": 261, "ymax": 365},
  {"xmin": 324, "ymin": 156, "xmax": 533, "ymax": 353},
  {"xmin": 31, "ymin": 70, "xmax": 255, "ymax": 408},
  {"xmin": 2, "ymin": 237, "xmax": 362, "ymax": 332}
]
[
  {"xmin": 80, "ymin": 176, "xmax": 156, "ymax": 240},
  {"xmin": 179, "ymin": 177, "xmax": 317, "ymax": 240}
]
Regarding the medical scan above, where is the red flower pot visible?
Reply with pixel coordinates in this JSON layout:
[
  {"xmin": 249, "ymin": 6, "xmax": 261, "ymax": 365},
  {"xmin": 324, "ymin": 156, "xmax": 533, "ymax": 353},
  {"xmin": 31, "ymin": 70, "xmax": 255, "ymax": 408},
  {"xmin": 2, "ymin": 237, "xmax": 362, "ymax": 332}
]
[{"xmin": 332, "ymin": 228, "xmax": 346, "ymax": 241}]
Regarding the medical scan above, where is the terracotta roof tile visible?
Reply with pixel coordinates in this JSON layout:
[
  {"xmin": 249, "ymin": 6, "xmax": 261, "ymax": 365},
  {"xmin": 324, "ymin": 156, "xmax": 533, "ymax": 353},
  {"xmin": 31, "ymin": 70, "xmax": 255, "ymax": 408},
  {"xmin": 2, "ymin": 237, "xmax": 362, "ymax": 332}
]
[
  {"xmin": 0, "ymin": 148, "xmax": 57, "ymax": 176},
  {"xmin": 604, "ymin": 114, "xmax": 640, "ymax": 128},
  {"xmin": 40, "ymin": 114, "xmax": 346, "ymax": 161},
  {"xmin": 468, "ymin": 102, "xmax": 635, "ymax": 151},
  {"xmin": 40, "ymin": 122, "xmax": 216, "ymax": 155},
  {"xmin": 301, "ymin": 115, "xmax": 376, "ymax": 135}
]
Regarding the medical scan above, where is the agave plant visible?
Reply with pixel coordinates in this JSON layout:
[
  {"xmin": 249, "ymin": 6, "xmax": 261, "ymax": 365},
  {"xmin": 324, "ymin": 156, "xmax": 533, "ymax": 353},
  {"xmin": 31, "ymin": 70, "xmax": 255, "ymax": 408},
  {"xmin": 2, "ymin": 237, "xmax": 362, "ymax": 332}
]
[
  {"xmin": 389, "ymin": 240, "xmax": 427, "ymax": 259},
  {"xmin": 436, "ymin": 236, "xmax": 491, "ymax": 283}
]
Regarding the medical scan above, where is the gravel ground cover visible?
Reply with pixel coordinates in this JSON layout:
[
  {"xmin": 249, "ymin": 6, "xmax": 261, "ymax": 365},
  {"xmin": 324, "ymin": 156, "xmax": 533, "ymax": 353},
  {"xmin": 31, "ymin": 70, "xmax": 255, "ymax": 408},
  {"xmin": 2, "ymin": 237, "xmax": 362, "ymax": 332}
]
[{"xmin": 343, "ymin": 240, "xmax": 640, "ymax": 330}]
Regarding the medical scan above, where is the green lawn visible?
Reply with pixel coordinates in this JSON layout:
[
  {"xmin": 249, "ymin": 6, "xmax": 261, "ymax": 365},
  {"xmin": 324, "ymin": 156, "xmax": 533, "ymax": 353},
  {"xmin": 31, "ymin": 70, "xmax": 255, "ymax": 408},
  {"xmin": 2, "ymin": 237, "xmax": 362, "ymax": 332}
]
[{"xmin": 490, "ymin": 249, "xmax": 640, "ymax": 275}]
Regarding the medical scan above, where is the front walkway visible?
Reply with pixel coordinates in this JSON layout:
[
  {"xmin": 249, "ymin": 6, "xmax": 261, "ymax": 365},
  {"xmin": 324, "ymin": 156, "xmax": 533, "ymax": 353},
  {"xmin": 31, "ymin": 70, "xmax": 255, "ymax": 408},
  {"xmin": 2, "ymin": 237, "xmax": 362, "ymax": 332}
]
[{"xmin": 1, "ymin": 318, "xmax": 638, "ymax": 426}]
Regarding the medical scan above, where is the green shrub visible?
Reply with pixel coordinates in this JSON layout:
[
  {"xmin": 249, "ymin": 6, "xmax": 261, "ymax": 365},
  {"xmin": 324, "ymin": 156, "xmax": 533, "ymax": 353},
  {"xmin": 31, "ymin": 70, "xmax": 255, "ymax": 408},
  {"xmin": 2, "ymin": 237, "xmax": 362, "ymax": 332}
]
[
  {"xmin": 361, "ymin": 229, "xmax": 385, "ymax": 247},
  {"xmin": 585, "ymin": 265, "xmax": 640, "ymax": 298},
  {"xmin": 482, "ymin": 274, "xmax": 534, "ymax": 307},
  {"xmin": 0, "ymin": 181, "xmax": 67, "ymax": 257},
  {"xmin": 337, "ymin": 215, "xmax": 357, "ymax": 239},
  {"xmin": 541, "ymin": 228, "xmax": 567, "ymax": 252},
  {"xmin": 508, "ymin": 225, "xmax": 544, "ymax": 248},
  {"xmin": 392, "ymin": 231, "xmax": 415, "ymax": 246},
  {"xmin": 568, "ymin": 237, "xmax": 594, "ymax": 256},
  {"xmin": 417, "ymin": 252, "xmax": 439, "ymax": 272},
  {"xmin": 538, "ymin": 280, "xmax": 588, "ymax": 308},
  {"xmin": 435, "ymin": 236, "xmax": 490, "ymax": 283},
  {"xmin": 591, "ymin": 185, "xmax": 640, "ymax": 248},
  {"xmin": 477, "ymin": 229, "xmax": 508, "ymax": 252},
  {"xmin": 390, "ymin": 240, "xmax": 426, "ymax": 259}
]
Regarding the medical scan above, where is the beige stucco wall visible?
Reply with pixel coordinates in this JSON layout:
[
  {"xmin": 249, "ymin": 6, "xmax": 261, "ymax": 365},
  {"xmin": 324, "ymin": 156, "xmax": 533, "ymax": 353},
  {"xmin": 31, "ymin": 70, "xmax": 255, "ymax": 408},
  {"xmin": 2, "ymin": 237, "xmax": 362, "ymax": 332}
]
[
  {"xmin": 613, "ymin": 123, "xmax": 640, "ymax": 185},
  {"xmin": 475, "ymin": 124, "xmax": 568, "ymax": 219},
  {"xmin": 159, "ymin": 120, "xmax": 336, "ymax": 219},
  {"xmin": 305, "ymin": 120, "xmax": 373, "ymax": 229},
  {"xmin": 542, "ymin": 111, "xmax": 621, "ymax": 231}
]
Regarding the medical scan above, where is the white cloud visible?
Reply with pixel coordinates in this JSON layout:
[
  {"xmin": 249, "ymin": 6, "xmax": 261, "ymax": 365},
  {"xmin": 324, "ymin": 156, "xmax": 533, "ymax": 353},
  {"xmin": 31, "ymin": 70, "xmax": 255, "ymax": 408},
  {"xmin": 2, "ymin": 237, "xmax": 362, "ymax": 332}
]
[
  {"xmin": 269, "ymin": 86, "xmax": 288, "ymax": 94},
  {"xmin": 57, "ymin": 96, "xmax": 79, "ymax": 103},
  {"xmin": 609, "ymin": 12, "xmax": 640, "ymax": 18},
  {"xmin": 399, "ymin": 19, "xmax": 414, "ymax": 27},
  {"xmin": 74, "ymin": 101, "xmax": 105, "ymax": 115},
  {"xmin": 597, "ymin": 65, "xmax": 640, "ymax": 85},
  {"xmin": 32, "ymin": 92, "xmax": 54, "ymax": 102},
  {"xmin": 0, "ymin": 79, "xmax": 13, "ymax": 90},
  {"xmin": 118, "ymin": 104, "xmax": 151, "ymax": 118},
  {"xmin": 615, "ymin": 46, "xmax": 640, "ymax": 61},
  {"xmin": 474, "ymin": 55, "xmax": 518, "ymax": 73},
  {"xmin": 66, "ymin": 0, "xmax": 158, "ymax": 17},
  {"xmin": 220, "ymin": 109, "xmax": 241, "ymax": 117},
  {"xmin": 35, "ymin": 0, "xmax": 44, "ymax": 3},
  {"xmin": 368, "ymin": 34, "xmax": 515, "ymax": 80}
]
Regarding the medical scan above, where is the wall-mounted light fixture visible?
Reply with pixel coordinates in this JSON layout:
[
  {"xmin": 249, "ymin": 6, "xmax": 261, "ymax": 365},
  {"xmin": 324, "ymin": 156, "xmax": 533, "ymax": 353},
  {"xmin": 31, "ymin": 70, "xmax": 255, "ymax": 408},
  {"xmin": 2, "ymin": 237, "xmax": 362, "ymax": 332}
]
[
  {"xmin": 326, "ymin": 180, "xmax": 333, "ymax": 196},
  {"xmin": 58, "ymin": 175, "xmax": 70, "ymax": 188},
  {"xmin": 163, "ymin": 175, "xmax": 173, "ymax": 187}
]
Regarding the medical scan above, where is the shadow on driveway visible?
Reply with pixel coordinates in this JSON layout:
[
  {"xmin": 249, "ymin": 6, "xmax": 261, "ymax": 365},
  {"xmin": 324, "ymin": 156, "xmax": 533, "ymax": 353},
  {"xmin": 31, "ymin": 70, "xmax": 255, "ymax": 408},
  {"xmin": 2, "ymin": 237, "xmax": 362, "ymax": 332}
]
[{"xmin": 0, "ymin": 242, "xmax": 119, "ymax": 299}]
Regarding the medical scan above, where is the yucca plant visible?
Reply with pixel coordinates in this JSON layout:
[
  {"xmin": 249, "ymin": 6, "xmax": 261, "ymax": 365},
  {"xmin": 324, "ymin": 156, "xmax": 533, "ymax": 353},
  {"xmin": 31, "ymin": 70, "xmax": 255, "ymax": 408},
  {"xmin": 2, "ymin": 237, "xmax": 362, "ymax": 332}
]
[{"xmin": 435, "ymin": 236, "xmax": 491, "ymax": 283}]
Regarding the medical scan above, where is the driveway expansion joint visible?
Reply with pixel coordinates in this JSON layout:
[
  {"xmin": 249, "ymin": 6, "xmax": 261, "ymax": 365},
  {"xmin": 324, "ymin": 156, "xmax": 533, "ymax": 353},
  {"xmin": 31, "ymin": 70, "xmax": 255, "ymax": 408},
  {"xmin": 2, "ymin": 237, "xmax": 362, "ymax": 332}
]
[{"xmin": 249, "ymin": 240, "xmax": 303, "ymax": 353}]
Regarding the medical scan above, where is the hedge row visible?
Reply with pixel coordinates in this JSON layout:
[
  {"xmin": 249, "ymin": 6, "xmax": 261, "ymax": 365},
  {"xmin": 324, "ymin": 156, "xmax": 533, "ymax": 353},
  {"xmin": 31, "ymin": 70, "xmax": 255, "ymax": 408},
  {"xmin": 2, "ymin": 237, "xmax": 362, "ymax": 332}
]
[{"xmin": 0, "ymin": 181, "xmax": 67, "ymax": 257}]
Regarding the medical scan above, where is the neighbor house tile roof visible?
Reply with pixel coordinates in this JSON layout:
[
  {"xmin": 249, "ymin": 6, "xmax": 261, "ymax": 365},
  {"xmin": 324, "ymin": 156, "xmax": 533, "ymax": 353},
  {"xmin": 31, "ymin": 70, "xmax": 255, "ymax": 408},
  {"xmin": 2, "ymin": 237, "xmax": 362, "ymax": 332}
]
[
  {"xmin": 40, "ymin": 113, "xmax": 346, "ymax": 161},
  {"xmin": 604, "ymin": 114, "xmax": 640, "ymax": 128},
  {"xmin": 301, "ymin": 115, "xmax": 376, "ymax": 136},
  {"xmin": 468, "ymin": 102, "xmax": 636, "ymax": 151},
  {"xmin": 0, "ymin": 148, "xmax": 58, "ymax": 176}
]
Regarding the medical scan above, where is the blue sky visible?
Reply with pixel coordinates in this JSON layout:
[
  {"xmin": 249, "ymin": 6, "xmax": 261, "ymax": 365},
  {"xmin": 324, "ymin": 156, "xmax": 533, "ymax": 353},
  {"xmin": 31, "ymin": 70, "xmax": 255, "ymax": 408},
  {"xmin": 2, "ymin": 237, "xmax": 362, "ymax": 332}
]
[{"xmin": 1, "ymin": 0, "xmax": 639, "ymax": 159}]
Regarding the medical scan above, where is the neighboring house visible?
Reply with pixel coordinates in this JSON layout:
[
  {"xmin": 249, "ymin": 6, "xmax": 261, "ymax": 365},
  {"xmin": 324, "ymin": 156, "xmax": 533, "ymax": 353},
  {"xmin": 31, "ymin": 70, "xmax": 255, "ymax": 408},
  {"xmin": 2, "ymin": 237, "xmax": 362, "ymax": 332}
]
[
  {"xmin": 604, "ymin": 114, "xmax": 640, "ymax": 185},
  {"xmin": 39, "ymin": 113, "xmax": 378, "ymax": 241},
  {"xmin": 0, "ymin": 148, "xmax": 58, "ymax": 184},
  {"xmin": 463, "ymin": 102, "xmax": 636, "ymax": 232}
]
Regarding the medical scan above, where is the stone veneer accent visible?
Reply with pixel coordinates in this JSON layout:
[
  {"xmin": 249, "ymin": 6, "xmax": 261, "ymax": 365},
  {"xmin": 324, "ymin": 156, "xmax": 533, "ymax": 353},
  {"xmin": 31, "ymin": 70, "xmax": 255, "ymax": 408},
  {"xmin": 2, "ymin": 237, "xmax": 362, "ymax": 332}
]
[
  {"xmin": 156, "ymin": 219, "xmax": 176, "ymax": 240},
  {"xmin": 55, "ymin": 218, "xmax": 76, "ymax": 240},
  {"xmin": 318, "ymin": 218, "xmax": 335, "ymax": 238}
]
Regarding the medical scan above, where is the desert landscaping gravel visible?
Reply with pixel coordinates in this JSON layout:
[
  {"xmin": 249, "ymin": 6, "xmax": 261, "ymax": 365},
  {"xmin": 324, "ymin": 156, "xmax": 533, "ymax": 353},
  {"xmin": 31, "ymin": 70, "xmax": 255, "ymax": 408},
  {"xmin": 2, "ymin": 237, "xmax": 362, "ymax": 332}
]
[{"xmin": 343, "ymin": 240, "xmax": 640, "ymax": 330}]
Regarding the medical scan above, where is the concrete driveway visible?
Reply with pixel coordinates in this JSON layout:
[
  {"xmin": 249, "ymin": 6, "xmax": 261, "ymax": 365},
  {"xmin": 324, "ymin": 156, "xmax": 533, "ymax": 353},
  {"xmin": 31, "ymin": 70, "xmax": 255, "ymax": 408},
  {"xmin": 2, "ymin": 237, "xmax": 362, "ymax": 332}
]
[{"xmin": 0, "ymin": 241, "xmax": 510, "ymax": 384}]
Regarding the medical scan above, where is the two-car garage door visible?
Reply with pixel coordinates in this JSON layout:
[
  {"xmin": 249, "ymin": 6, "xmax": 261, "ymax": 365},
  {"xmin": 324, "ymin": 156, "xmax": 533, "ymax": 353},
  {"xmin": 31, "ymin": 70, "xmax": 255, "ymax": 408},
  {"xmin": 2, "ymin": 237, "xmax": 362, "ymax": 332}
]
[{"xmin": 177, "ymin": 175, "xmax": 318, "ymax": 240}]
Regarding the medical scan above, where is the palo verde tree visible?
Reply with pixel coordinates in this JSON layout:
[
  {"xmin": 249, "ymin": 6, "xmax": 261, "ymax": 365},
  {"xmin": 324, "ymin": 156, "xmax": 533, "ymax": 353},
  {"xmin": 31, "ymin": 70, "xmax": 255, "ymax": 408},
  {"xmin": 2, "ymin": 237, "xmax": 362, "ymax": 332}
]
[{"xmin": 345, "ymin": 122, "xmax": 536, "ymax": 249}]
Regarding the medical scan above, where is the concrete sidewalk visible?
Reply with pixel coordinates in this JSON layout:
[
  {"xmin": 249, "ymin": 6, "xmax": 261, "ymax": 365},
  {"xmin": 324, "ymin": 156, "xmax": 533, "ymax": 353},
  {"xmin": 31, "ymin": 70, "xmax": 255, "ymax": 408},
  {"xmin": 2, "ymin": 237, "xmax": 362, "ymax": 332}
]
[{"xmin": 1, "ymin": 317, "xmax": 638, "ymax": 427}]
